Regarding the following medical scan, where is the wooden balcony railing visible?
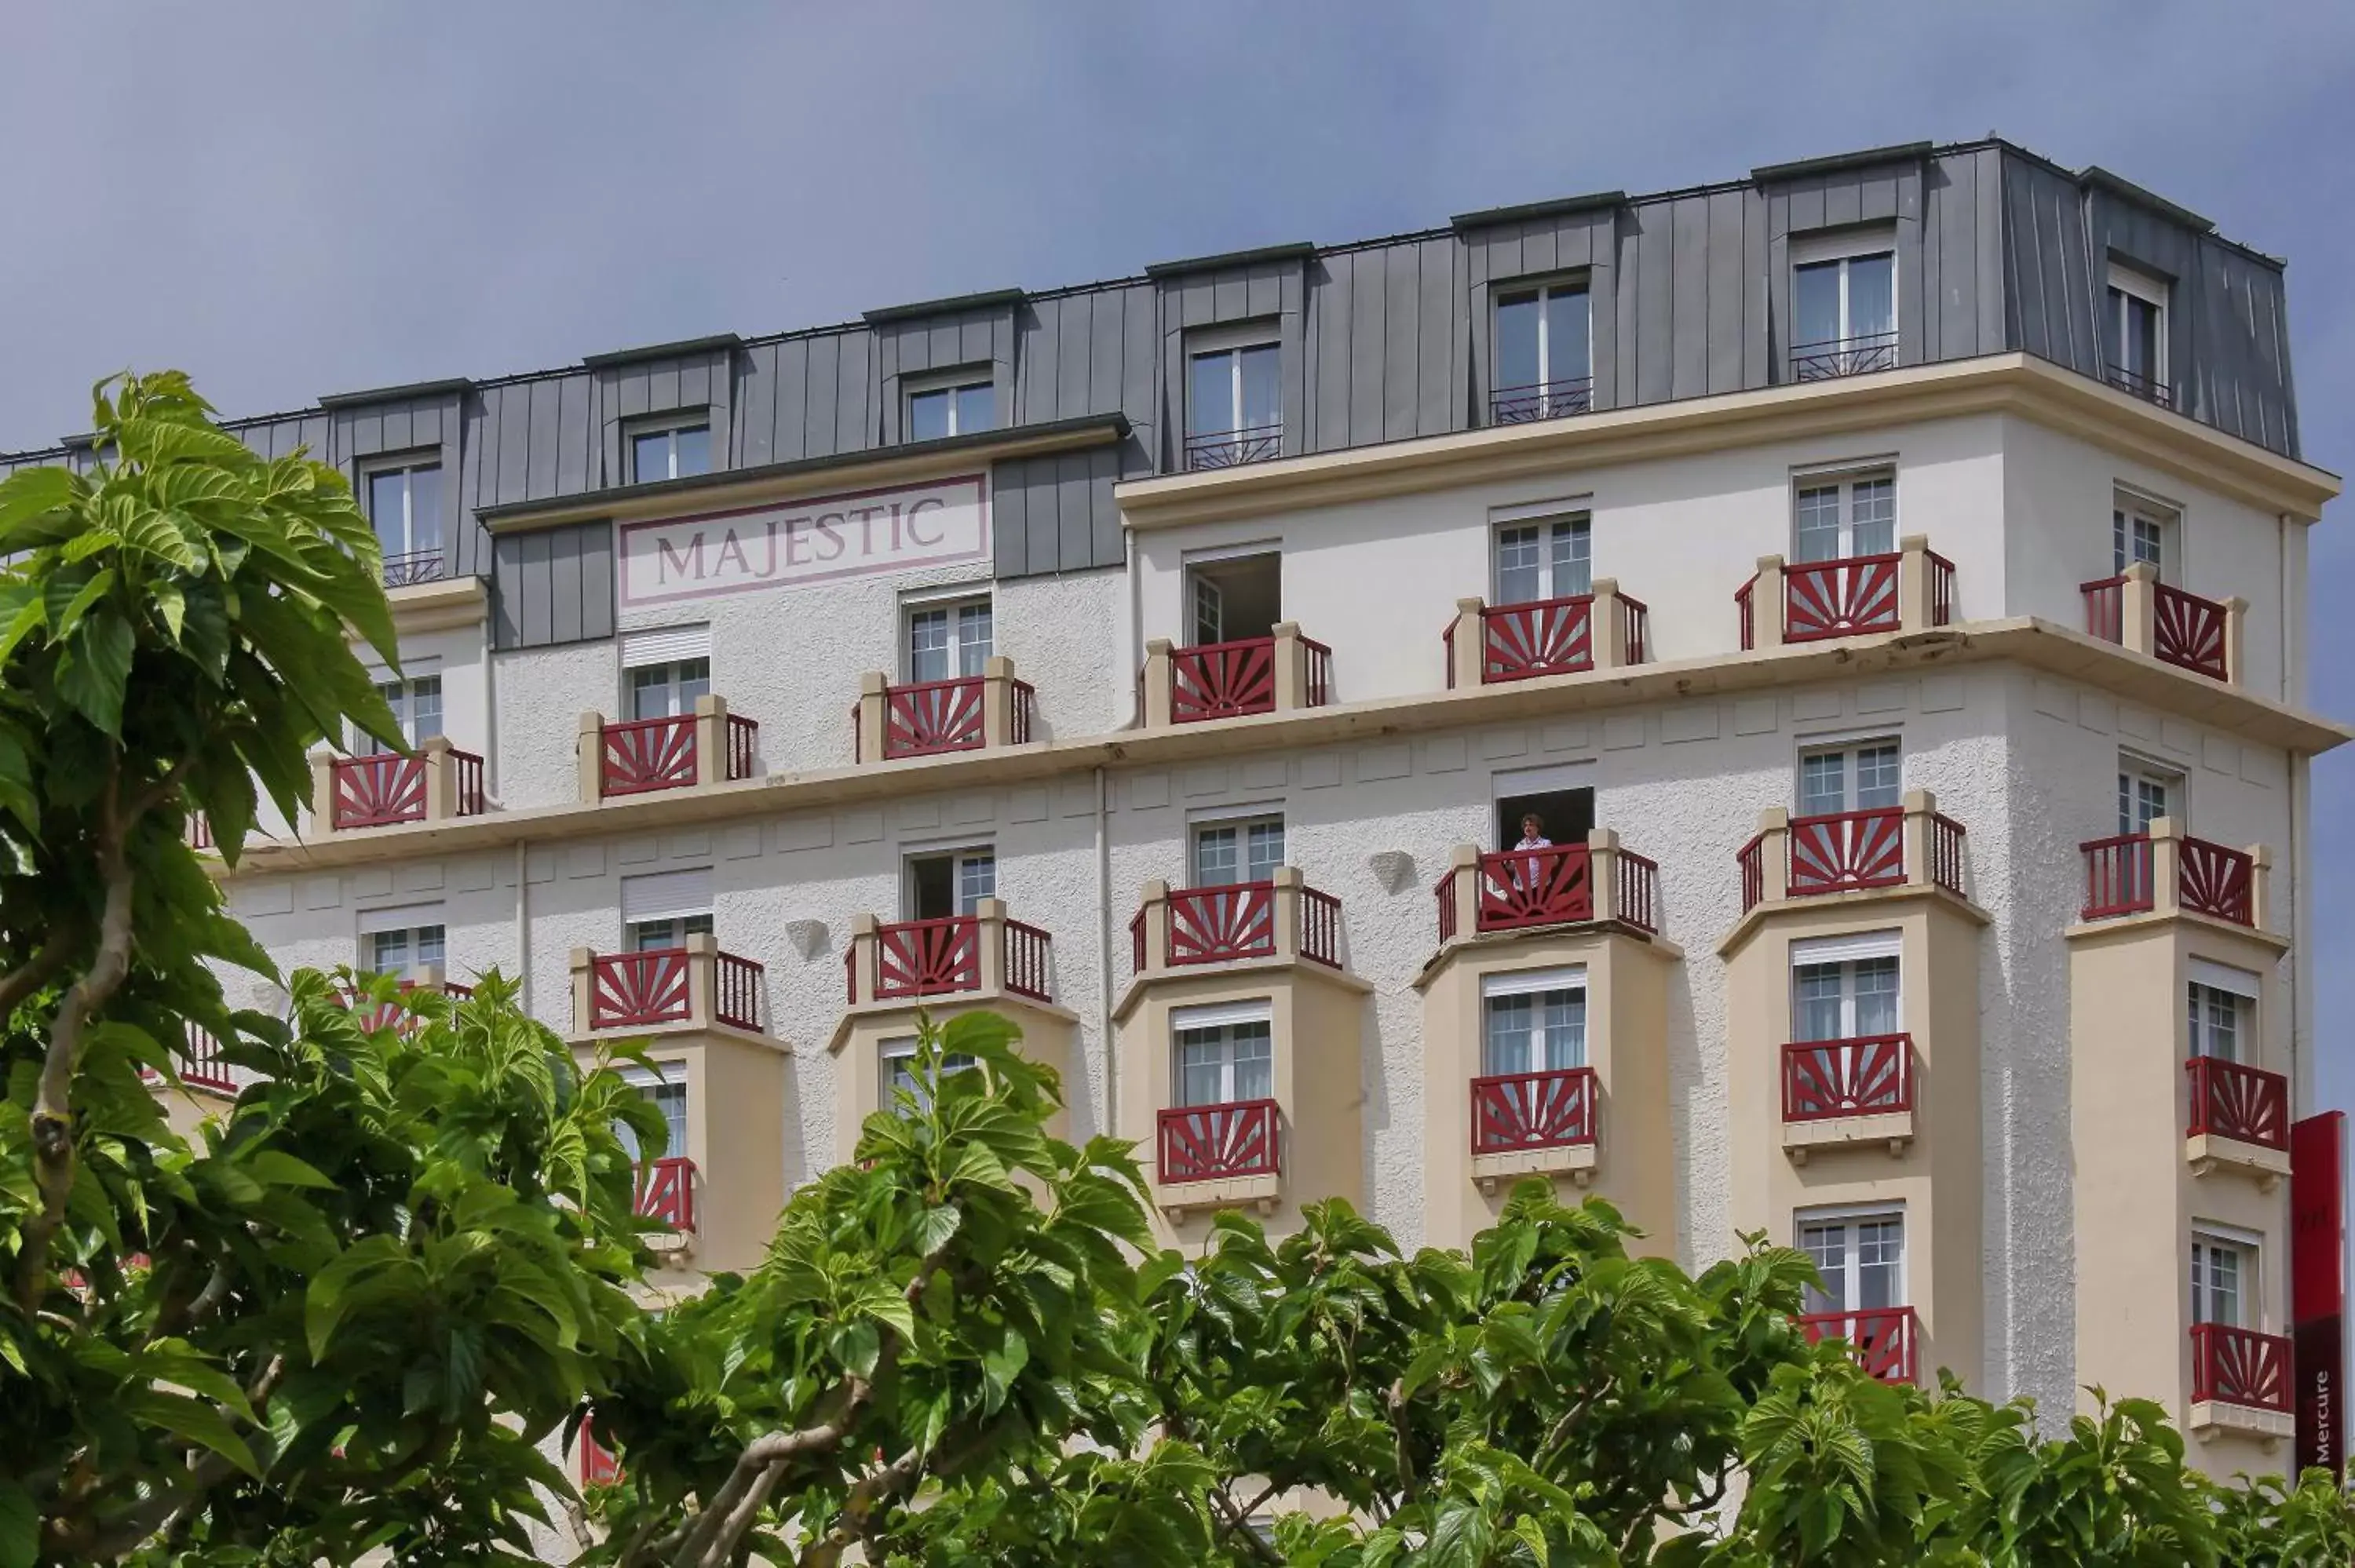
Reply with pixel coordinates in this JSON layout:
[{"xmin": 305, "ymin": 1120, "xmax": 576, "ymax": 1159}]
[
  {"xmin": 1130, "ymin": 868, "xmax": 1343, "ymax": 977},
  {"xmin": 1435, "ymin": 833, "xmax": 1659, "ymax": 943},
  {"xmin": 633, "ymin": 1155, "xmax": 697, "ymax": 1232},
  {"xmin": 1470, "ymin": 1066, "xmax": 1597, "ymax": 1154},
  {"xmin": 1156, "ymin": 1099, "xmax": 1280, "ymax": 1183},
  {"xmin": 579, "ymin": 698, "xmax": 755, "ymax": 800},
  {"xmin": 2191, "ymin": 1322, "xmax": 2291, "ymax": 1413},
  {"xmin": 853, "ymin": 661, "xmax": 1038, "ymax": 760},
  {"xmin": 315, "ymin": 738, "xmax": 487, "ymax": 833},
  {"xmin": 2079, "ymin": 564, "xmax": 2236, "ymax": 683},
  {"xmin": 1783, "ymin": 1035, "xmax": 1915, "ymax": 1121},
  {"xmin": 341, "ymin": 971, "xmax": 473, "ymax": 1035},
  {"xmin": 175, "ymin": 1023, "xmax": 239, "ymax": 1095},
  {"xmin": 1737, "ymin": 537, "xmax": 1953, "ymax": 651},
  {"xmin": 1141, "ymin": 623, "xmax": 1331, "ymax": 727},
  {"xmin": 2078, "ymin": 821, "xmax": 2262, "ymax": 928},
  {"xmin": 844, "ymin": 902, "xmax": 1056, "ymax": 1008},
  {"xmin": 1442, "ymin": 582, "xmax": 1648, "ymax": 688},
  {"xmin": 1798, "ymin": 1307, "xmax": 1918, "ymax": 1384},
  {"xmin": 2186, "ymin": 1057, "xmax": 2289, "ymax": 1151},
  {"xmin": 570, "ymin": 936, "xmax": 764, "ymax": 1035},
  {"xmin": 1738, "ymin": 793, "xmax": 1966, "ymax": 914}
]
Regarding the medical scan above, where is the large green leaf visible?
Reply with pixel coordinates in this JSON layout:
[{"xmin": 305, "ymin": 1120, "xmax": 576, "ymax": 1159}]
[{"xmin": 55, "ymin": 614, "xmax": 134, "ymax": 735}]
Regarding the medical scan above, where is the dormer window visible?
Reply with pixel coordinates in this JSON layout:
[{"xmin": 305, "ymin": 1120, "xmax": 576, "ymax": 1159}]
[
  {"xmin": 907, "ymin": 372, "xmax": 994, "ymax": 441},
  {"xmin": 1791, "ymin": 232, "xmax": 1897, "ymax": 380},
  {"xmin": 1492, "ymin": 281, "xmax": 1592, "ymax": 422},
  {"xmin": 628, "ymin": 416, "xmax": 711, "ymax": 483},
  {"xmin": 1185, "ymin": 326, "xmax": 1281, "ymax": 469},
  {"xmin": 2106, "ymin": 264, "xmax": 2171, "ymax": 407},
  {"xmin": 363, "ymin": 459, "xmax": 444, "ymax": 582}
]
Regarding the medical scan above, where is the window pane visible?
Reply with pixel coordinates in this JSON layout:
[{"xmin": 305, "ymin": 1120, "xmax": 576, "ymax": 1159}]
[
  {"xmin": 1540, "ymin": 986, "xmax": 1587, "ymax": 1070},
  {"xmin": 1795, "ymin": 261, "xmax": 1842, "ymax": 347},
  {"xmin": 1494, "ymin": 525, "xmax": 1542, "ymax": 605},
  {"xmin": 909, "ymin": 388, "xmax": 951, "ymax": 443},
  {"xmin": 1238, "ymin": 344, "xmax": 1280, "ymax": 430},
  {"xmin": 1849, "ymin": 479, "xmax": 1897, "ymax": 556},
  {"xmin": 907, "ymin": 607, "xmax": 949, "ymax": 683},
  {"xmin": 1799, "ymin": 1223, "xmax": 1846, "ymax": 1314},
  {"xmin": 415, "ymin": 924, "xmax": 447, "ymax": 970},
  {"xmin": 1854, "ymin": 745, "xmax": 1902, "ymax": 810},
  {"xmin": 1544, "ymin": 286, "xmax": 1591, "ymax": 384},
  {"xmin": 1857, "ymin": 1217, "xmax": 1903, "ymax": 1309},
  {"xmin": 368, "ymin": 470, "xmax": 408, "ymax": 554},
  {"xmin": 957, "ymin": 601, "xmax": 994, "ymax": 676},
  {"xmin": 1550, "ymin": 518, "xmax": 1592, "ymax": 599},
  {"xmin": 1189, "ymin": 351, "xmax": 1236, "ymax": 437},
  {"xmin": 1193, "ymin": 826, "xmax": 1237, "ymax": 885},
  {"xmin": 409, "ymin": 676, "xmax": 444, "ymax": 745},
  {"xmin": 672, "ymin": 425, "xmax": 710, "ymax": 478},
  {"xmin": 677, "ymin": 657, "xmax": 710, "ymax": 708},
  {"xmin": 1495, "ymin": 290, "xmax": 1541, "ymax": 391},
  {"xmin": 1484, "ymin": 995, "xmax": 1533, "ymax": 1075},
  {"xmin": 956, "ymin": 853, "xmax": 995, "ymax": 914},
  {"xmin": 368, "ymin": 928, "xmax": 410, "ymax": 975},
  {"xmin": 632, "ymin": 432, "xmax": 671, "ymax": 483},
  {"xmin": 1846, "ymin": 253, "xmax": 1895, "ymax": 339},
  {"xmin": 1231, "ymin": 1021, "xmax": 1272, "ymax": 1100},
  {"xmin": 1245, "ymin": 822, "xmax": 1286, "ymax": 883},
  {"xmin": 407, "ymin": 465, "xmax": 443, "ymax": 552},
  {"xmin": 1795, "ymin": 965, "xmax": 1845, "ymax": 1043},
  {"xmin": 1799, "ymin": 752, "xmax": 1846, "ymax": 817},
  {"xmin": 1853, "ymin": 957, "xmax": 1900, "ymax": 1037},
  {"xmin": 1794, "ymin": 486, "xmax": 1842, "ymax": 563},
  {"xmin": 954, "ymin": 383, "xmax": 995, "ymax": 436}
]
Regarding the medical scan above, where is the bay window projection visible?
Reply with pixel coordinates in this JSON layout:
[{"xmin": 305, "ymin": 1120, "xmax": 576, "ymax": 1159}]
[{"xmin": 1480, "ymin": 967, "xmax": 1589, "ymax": 1076}]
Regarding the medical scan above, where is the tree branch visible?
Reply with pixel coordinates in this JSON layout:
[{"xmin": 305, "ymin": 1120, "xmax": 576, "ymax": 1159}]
[{"xmin": 0, "ymin": 921, "xmax": 77, "ymax": 1022}]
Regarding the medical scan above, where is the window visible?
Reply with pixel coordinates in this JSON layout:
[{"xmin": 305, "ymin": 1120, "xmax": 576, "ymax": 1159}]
[
  {"xmin": 629, "ymin": 658, "xmax": 710, "ymax": 721},
  {"xmin": 1798, "ymin": 740, "xmax": 1901, "ymax": 816},
  {"xmin": 881, "ymin": 1037, "xmax": 974, "ymax": 1111},
  {"xmin": 630, "ymin": 913, "xmax": 712, "ymax": 952},
  {"xmin": 2188, "ymin": 961, "xmax": 2258, "ymax": 1063},
  {"xmin": 906, "ymin": 596, "xmax": 993, "ymax": 683},
  {"xmin": 619, "ymin": 868, "xmax": 713, "ymax": 953},
  {"xmin": 1185, "ymin": 550, "xmax": 1281, "ymax": 645},
  {"xmin": 1175, "ymin": 1010, "xmax": 1273, "ymax": 1107},
  {"xmin": 907, "ymin": 375, "xmax": 995, "ymax": 442},
  {"xmin": 2190, "ymin": 1231, "xmax": 2252, "ymax": 1327},
  {"xmin": 1492, "ymin": 513, "xmax": 1591, "ymax": 604},
  {"xmin": 1794, "ymin": 473, "xmax": 1896, "ymax": 562},
  {"xmin": 907, "ymin": 848, "xmax": 995, "ymax": 921},
  {"xmin": 1481, "ymin": 968, "xmax": 1588, "ymax": 1075},
  {"xmin": 2116, "ymin": 757, "xmax": 2179, "ymax": 835},
  {"xmin": 1791, "ymin": 933, "xmax": 1901, "ymax": 1042},
  {"xmin": 1798, "ymin": 1207, "xmax": 1905, "ymax": 1316},
  {"xmin": 1185, "ymin": 334, "xmax": 1280, "ymax": 466},
  {"xmin": 354, "ymin": 673, "xmax": 444, "ymax": 756},
  {"xmin": 616, "ymin": 1067, "xmax": 688, "ymax": 1164},
  {"xmin": 1792, "ymin": 247, "xmax": 1897, "ymax": 376},
  {"xmin": 629, "ymin": 419, "xmax": 712, "ymax": 483},
  {"xmin": 1192, "ymin": 815, "xmax": 1285, "ymax": 888},
  {"xmin": 1492, "ymin": 281, "xmax": 1592, "ymax": 419},
  {"xmin": 362, "ymin": 919, "xmax": 445, "ymax": 981},
  {"xmin": 2112, "ymin": 496, "xmax": 2171, "ymax": 577},
  {"xmin": 2107, "ymin": 264, "xmax": 2169, "ymax": 402},
  {"xmin": 365, "ymin": 461, "xmax": 443, "ymax": 560}
]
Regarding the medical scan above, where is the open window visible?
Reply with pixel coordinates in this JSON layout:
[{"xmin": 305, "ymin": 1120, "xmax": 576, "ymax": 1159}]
[
  {"xmin": 621, "ymin": 625, "xmax": 713, "ymax": 720},
  {"xmin": 1798, "ymin": 1204, "xmax": 1907, "ymax": 1316},
  {"xmin": 905, "ymin": 846, "xmax": 995, "ymax": 920},
  {"xmin": 2112, "ymin": 490, "xmax": 2177, "ymax": 578},
  {"xmin": 621, "ymin": 868, "xmax": 713, "ymax": 952},
  {"xmin": 359, "ymin": 903, "xmax": 445, "ymax": 981},
  {"xmin": 1493, "ymin": 778, "xmax": 1593, "ymax": 855},
  {"xmin": 1186, "ymin": 549, "xmax": 1281, "ymax": 647},
  {"xmin": 2106, "ymin": 262, "xmax": 2171, "ymax": 404}
]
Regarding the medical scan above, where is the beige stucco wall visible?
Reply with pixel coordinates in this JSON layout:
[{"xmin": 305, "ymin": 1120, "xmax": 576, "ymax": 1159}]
[{"xmin": 828, "ymin": 994, "xmax": 1079, "ymax": 1168}]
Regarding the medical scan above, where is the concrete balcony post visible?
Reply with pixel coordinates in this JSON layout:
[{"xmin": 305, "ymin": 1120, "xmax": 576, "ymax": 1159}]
[
  {"xmin": 2249, "ymin": 843, "xmax": 2273, "ymax": 933},
  {"xmin": 1754, "ymin": 807, "xmax": 1791, "ymax": 903},
  {"xmin": 1444, "ymin": 844, "xmax": 1481, "ymax": 941},
  {"xmin": 1590, "ymin": 578, "xmax": 1626, "ymax": 670},
  {"xmin": 1751, "ymin": 556, "xmax": 1787, "ymax": 652},
  {"xmin": 1137, "ymin": 880, "xmax": 1172, "ymax": 977},
  {"xmin": 975, "ymin": 896, "xmax": 1009, "ymax": 993},
  {"xmin": 309, "ymin": 746, "xmax": 338, "ymax": 832},
  {"xmin": 420, "ymin": 735, "xmax": 458, "ymax": 821},
  {"xmin": 854, "ymin": 673, "xmax": 889, "ymax": 763},
  {"xmin": 1897, "ymin": 535, "xmax": 1935, "ymax": 631},
  {"xmin": 1900, "ymin": 788, "xmax": 1938, "ymax": 887},
  {"xmin": 1270, "ymin": 866, "xmax": 1305, "ymax": 960},
  {"xmin": 2148, "ymin": 815, "xmax": 2185, "ymax": 918},
  {"xmin": 846, "ymin": 913, "xmax": 879, "ymax": 1005},
  {"xmin": 414, "ymin": 962, "xmax": 447, "ymax": 992},
  {"xmin": 1448, "ymin": 599, "xmax": 1487, "ymax": 688},
  {"xmin": 691, "ymin": 694, "xmax": 728, "ymax": 786},
  {"xmin": 1271, "ymin": 622, "xmax": 1308, "ymax": 712},
  {"xmin": 577, "ymin": 713, "xmax": 607, "ymax": 802},
  {"xmin": 980, "ymin": 656, "xmax": 1018, "ymax": 746},
  {"xmin": 2119, "ymin": 563, "xmax": 2160, "ymax": 659},
  {"xmin": 1588, "ymin": 827, "xmax": 1623, "ymax": 922},
  {"xmin": 1141, "ymin": 641, "xmax": 1175, "ymax": 728},
  {"xmin": 683, "ymin": 930, "xmax": 717, "ymax": 1030},
  {"xmin": 2222, "ymin": 596, "xmax": 2248, "ymax": 689},
  {"xmin": 568, "ymin": 946, "xmax": 594, "ymax": 1034}
]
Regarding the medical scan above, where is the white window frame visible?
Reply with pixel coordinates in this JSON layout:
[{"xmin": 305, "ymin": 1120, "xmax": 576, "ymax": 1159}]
[
  {"xmin": 880, "ymin": 1035, "xmax": 974, "ymax": 1110},
  {"xmin": 1796, "ymin": 736, "xmax": 1903, "ymax": 816},
  {"xmin": 1491, "ymin": 278, "xmax": 1594, "ymax": 389},
  {"xmin": 903, "ymin": 593, "xmax": 994, "ymax": 683},
  {"xmin": 2188, "ymin": 961, "xmax": 2260, "ymax": 1064},
  {"xmin": 1185, "ymin": 321, "xmax": 1281, "ymax": 439},
  {"xmin": 2190, "ymin": 1223, "xmax": 2262, "ymax": 1329},
  {"xmin": 353, "ymin": 667, "xmax": 445, "ymax": 756},
  {"xmin": 620, "ymin": 869, "xmax": 713, "ymax": 950},
  {"xmin": 1790, "ymin": 228, "xmax": 1899, "ymax": 346},
  {"xmin": 2107, "ymin": 262, "xmax": 2171, "ymax": 388},
  {"xmin": 1170, "ymin": 999, "xmax": 1275, "ymax": 1108},
  {"xmin": 1795, "ymin": 1202, "xmax": 1908, "ymax": 1315},
  {"xmin": 357, "ymin": 903, "xmax": 447, "ymax": 980},
  {"xmin": 2116, "ymin": 752, "xmax": 2183, "ymax": 836},
  {"xmin": 359, "ymin": 454, "xmax": 444, "ymax": 558},
  {"xmin": 1479, "ymin": 965, "xmax": 1590, "ymax": 1075},
  {"xmin": 2112, "ymin": 487, "xmax": 2178, "ymax": 578},
  {"xmin": 1490, "ymin": 510, "xmax": 1592, "ymax": 605},
  {"xmin": 1789, "ymin": 931, "xmax": 1903, "ymax": 1043},
  {"xmin": 903, "ymin": 844, "xmax": 996, "ymax": 920},
  {"xmin": 1190, "ymin": 813, "xmax": 1286, "ymax": 888},
  {"xmin": 624, "ymin": 411, "xmax": 714, "ymax": 483},
  {"xmin": 616, "ymin": 1063, "xmax": 689, "ymax": 1163},
  {"xmin": 1791, "ymin": 468, "xmax": 1897, "ymax": 562},
  {"xmin": 903, "ymin": 366, "xmax": 996, "ymax": 441}
]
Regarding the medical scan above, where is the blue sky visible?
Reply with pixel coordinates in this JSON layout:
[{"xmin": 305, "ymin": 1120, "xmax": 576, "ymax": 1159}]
[{"xmin": 3, "ymin": 2, "xmax": 2350, "ymax": 1111}]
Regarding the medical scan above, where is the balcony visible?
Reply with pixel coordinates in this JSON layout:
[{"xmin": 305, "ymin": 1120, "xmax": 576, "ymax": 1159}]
[
  {"xmin": 1129, "ymin": 869, "xmax": 1343, "ymax": 977},
  {"xmin": 634, "ymin": 1154, "xmax": 697, "ymax": 1250},
  {"xmin": 1156, "ymin": 1099, "xmax": 1281, "ymax": 1187},
  {"xmin": 340, "ymin": 970, "xmax": 475, "ymax": 1035},
  {"xmin": 1781, "ymin": 1034, "xmax": 1915, "ymax": 1158},
  {"xmin": 2107, "ymin": 363, "xmax": 2175, "ymax": 409},
  {"xmin": 1790, "ymin": 330, "xmax": 1898, "ymax": 381},
  {"xmin": 2080, "ymin": 564, "xmax": 2240, "ymax": 684},
  {"xmin": 568, "ymin": 935, "xmax": 765, "ymax": 1037},
  {"xmin": 380, "ymin": 548, "xmax": 450, "ymax": 588},
  {"xmin": 1489, "ymin": 376, "xmax": 1594, "ymax": 425},
  {"xmin": 2185, "ymin": 1056, "xmax": 2291, "ymax": 1187},
  {"xmin": 852, "ymin": 658, "xmax": 1036, "ymax": 761},
  {"xmin": 1139, "ymin": 624, "xmax": 1332, "ymax": 727},
  {"xmin": 2190, "ymin": 1322, "xmax": 2292, "ymax": 1442},
  {"xmin": 1798, "ymin": 1306, "xmax": 1918, "ymax": 1384},
  {"xmin": 1738, "ymin": 791, "xmax": 1966, "ymax": 916},
  {"xmin": 843, "ymin": 902, "xmax": 1055, "ymax": 1008},
  {"xmin": 1433, "ymin": 833, "xmax": 1660, "ymax": 944},
  {"xmin": 1736, "ymin": 535, "xmax": 1953, "ymax": 651},
  {"xmin": 578, "ymin": 697, "xmax": 758, "ymax": 800},
  {"xmin": 312, "ymin": 738, "xmax": 487, "ymax": 833},
  {"xmin": 159, "ymin": 1023, "xmax": 238, "ymax": 1096},
  {"xmin": 2079, "ymin": 819, "xmax": 2266, "ymax": 931},
  {"xmin": 1469, "ymin": 1066, "xmax": 1597, "ymax": 1187},
  {"xmin": 1441, "ymin": 585, "xmax": 1648, "ymax": 687},
  {"xmin": 1183, "ymin": 422, "xmax": 1283, "ymax": 471}
]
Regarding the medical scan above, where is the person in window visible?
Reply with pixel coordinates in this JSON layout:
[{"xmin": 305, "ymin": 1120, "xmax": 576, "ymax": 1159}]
[
  {"xmin": 1513, "ymin": 814, "xmax": 1553, "ymax": 851},
  {"xmin": 1505, "ymin": 812, "xmax": 1555, "ymax": 895}
]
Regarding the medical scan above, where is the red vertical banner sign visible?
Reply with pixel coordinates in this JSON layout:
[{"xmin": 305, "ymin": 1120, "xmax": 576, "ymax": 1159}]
[{"xmin": 2291, "ymin": 1110, "xmax": 2346, "ymax": 1480}]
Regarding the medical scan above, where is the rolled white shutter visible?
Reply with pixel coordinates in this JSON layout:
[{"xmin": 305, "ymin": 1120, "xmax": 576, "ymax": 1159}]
[
  {"xmin": 1788, "ymin": 929, "xmax": 1903, "ymax": 968},
  {"xmin": 620, "ymin": 624, "xmax": 713, "ymax": 667},
  {"xmin": 2189, "ymin": 958, "xmax": 2262, "ymax": 998},
  {"xmin": 1480, "ymin": 965, "xmax": 1587, "ymax": 1001},
  {"xmin": 619, "ymin": 868, "xmax": 713, "ymax": 924},
  {"xmin": 357, "ymin": 901, "xmax": 444, "ymax": 935},
  {"xmin": 1169, "ymin": 997, "xmax": 1274, "ymax": 1033}
]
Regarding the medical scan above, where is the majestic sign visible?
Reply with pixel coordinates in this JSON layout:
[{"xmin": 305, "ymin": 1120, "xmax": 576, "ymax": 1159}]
[
  {"xmin": 2293, "ymin": 1111, "xmax": 2346, "ymax": 1481},
  {"xmin": 617, "ymin": 474, "xmax": 988, "ymax": 607}
]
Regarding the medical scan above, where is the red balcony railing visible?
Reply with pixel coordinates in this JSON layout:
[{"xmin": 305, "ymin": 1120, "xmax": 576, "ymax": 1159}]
[
  {"xmin": 725, "ymin": 713, "xmax": 758, "ymax": 779},
  {"xmin": 1736, "ymin": 574, "xmax": 1757, "ymax": 651},
  {"xmin": 1171, "ymin": 639, "xmax": 1276, "ymax": 722},
  {"xmin": 1470, "ymin": 1066, "xmax": 1597, "ymax": 1155},
  {"xmin": 187, "ymin": 812, "xmax": 214, "ymax": 850},
  {"xmin": 1799, "ymin": 1307, "xmax": 1918, "ymax": 1384},
  {"xmin": 1478, "ymin": 596, "xmax": 1594, "ymax": 682},
  {"xmin": 2187, "ymin": 1057, "xmax": 2288, "ymax": 1151},
  {"xmin": 1622, "ymin": 593, "xmax": 1650, "ymax": 665},
  {"xmin": 1788, "ymin": 808, "xmax": 1907, "ymax": 896},
  {"xmin": 601, "ymin": 717, "xmax": 696, "ymax": 797},
  {"xmin": 2079, "ymin": 833, "xmax": 2254, "ymax": 926},
  {"xmin": 634, "ymin": 1155, "xmax": 696, "ymax": 1231},
  {"xmin": 1616, "ymin": 848, "xmax": 1660, "ymax": 934},
  {"xmin": 2191, "ymin": 1322, "xmax": 2291, "ymax": 1413},
  {"xmin": 1474, "ymin": 844, "xmax": 1593, "ymax": 931},
  {"xmin": 882, "ymin": 677, "xmax": 985, "ymax": 757},
  {"xmin": 344, "ymin": 978, "xmax": 474, "ymax": 1035},
  {"xmin": 1166, "ymin": 883, "xmax": 1276, "ymax": 965},
  {"xmin": 1156, "ymin": 1099, "xmax": 1280, "ymax": 1184},
  {"xmin": 331, "ymin": 749, "xmax": 487, "ymax": 829},
  {"xmin": 1300, "ymin": 887, "xmax": 1342, "ymax": 969},
  {"xmin": 1784, "ymin": 554, "xmax": 1900, "ymax": 642},
  {"xmin": 583, "ymin": 949, "xmax": 761, "ymax": 1032},
  {"xmin": 1738, "ymin": 833, "xmax": 1764, "ymax": 912},
  {"xmin": 873, "ymin": 916, "xmax": 980, "ymax": 999},
  {"xmin": 1783, "ymin": 1035, "xmax": 1915, "ymax": 1121},
  {"xmin": 579, "ymin": 1426, "xmax": 622, "ymax": 1487},
  {"xmin": 1005, "ymin": 919, "xmax": 1053, "ymax": 1002},
  {"xmin": 1490, "ymin": 377, "xmax": 1594, "ymax": 425},
  {"xmin": 2081, "ymin": 575, "xmax": 2126, "ymax": 644},
  {"xmin": 2154, "ymin": 582, "xmax": 2229, "ymax": 682},
  {"xmin": 177, "ymin": 1023, "xmax": 238, "ymax": 1095},
  {"xmin": 714, "ymin": 952, "xmax": 763, "ymax": 1031}
]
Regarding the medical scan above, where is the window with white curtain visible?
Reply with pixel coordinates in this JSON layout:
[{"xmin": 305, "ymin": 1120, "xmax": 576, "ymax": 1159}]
[
  {"xmin": 616, "ymin": 1067, "xmax": 688, "ymax": 1164},
  {"xmin": 1798, "ymin": 1207, "xmax": 1906, "ymax": 1316},
  {"xmin": 1480, "ymin": 967, "xmax": 1588, "ymax": 1075},
  {"xmin": 2187, "ymin": 962, "xmax": 2258, "ymax": 1063},
  {"xmin": 1793, "ymin": 473, "xmax": 1897, "ymax": 562},
  {"xmin": 905, "ymin": 596, "xmax": 993, "ymax": 682},
  {"xmin": 1492, "ymin": 513, "xmax": 1591, "ymax": 604},
  {"xmin": 1791, "ymin": 932, "xmax": 1902, "ymax": 1043},
  {"xmin": 2190, "ymin": 1231, "xmax": 2252, "ymax": 1327},
  {"xmin": 1173, "ymin": 1001, "xmax": 1274, "ymax": 1107}
]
